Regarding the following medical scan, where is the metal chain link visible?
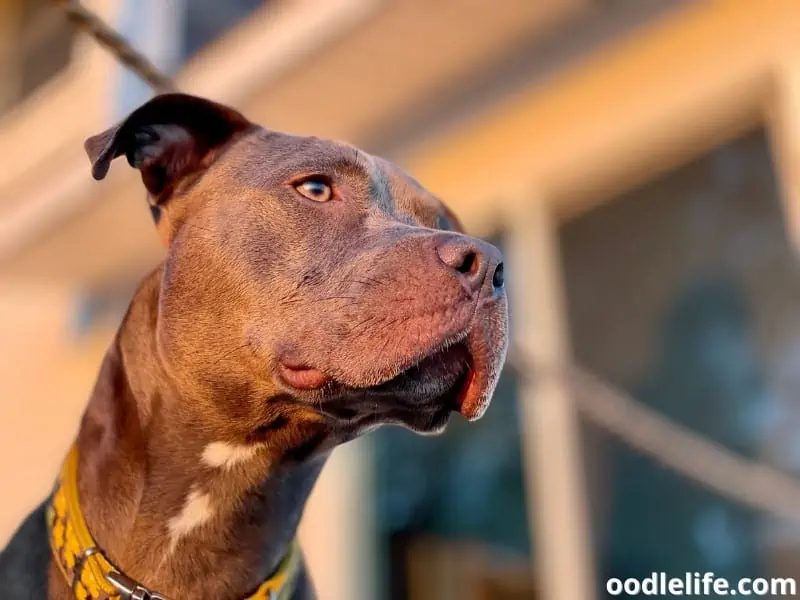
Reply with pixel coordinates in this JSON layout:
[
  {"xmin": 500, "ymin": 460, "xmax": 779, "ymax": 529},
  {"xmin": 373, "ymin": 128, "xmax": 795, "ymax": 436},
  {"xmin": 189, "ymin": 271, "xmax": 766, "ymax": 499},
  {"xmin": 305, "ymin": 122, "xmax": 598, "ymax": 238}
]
[{"xmin": 509, "ymin": 350, "xmax": 800, "ymax": 521}]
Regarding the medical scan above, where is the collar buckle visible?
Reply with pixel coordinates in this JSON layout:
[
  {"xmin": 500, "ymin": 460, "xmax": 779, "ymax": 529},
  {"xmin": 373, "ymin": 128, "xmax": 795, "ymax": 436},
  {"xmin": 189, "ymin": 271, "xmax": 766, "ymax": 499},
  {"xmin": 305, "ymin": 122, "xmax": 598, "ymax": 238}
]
[{"xmin": 106, "ymin": 571, "xmax": 168, "ymax": 600}]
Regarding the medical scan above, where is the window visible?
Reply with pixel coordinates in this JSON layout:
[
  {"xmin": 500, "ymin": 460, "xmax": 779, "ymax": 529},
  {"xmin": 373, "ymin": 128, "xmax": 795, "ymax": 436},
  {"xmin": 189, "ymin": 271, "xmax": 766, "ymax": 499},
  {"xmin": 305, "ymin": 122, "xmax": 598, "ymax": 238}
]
[
  {"xmin": 559, "ymin": 130, "xmax": 797, "ymax": 592},
  {"xmin": 182, "ymin": 0, "xmax": 265, "ymax": 60}
]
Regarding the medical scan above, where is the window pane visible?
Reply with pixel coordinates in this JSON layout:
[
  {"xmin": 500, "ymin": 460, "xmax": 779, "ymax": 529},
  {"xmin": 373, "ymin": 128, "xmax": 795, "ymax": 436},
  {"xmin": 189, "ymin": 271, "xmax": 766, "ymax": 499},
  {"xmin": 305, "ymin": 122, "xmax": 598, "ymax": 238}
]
[
  {"xmin": 560, "ymin": 130, "xmax": 798, "ymax": 593},
  {"xmin": 182, "ymin": 0, "xmax": 265, "ymax": 59}
]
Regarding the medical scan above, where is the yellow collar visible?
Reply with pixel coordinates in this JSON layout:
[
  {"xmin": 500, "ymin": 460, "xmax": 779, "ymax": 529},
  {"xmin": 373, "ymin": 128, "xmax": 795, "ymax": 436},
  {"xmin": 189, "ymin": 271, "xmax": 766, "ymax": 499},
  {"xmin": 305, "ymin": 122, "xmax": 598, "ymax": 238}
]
[{"xmin": 46, "ymin": 445, "xmax": 300, "ymax": 600}]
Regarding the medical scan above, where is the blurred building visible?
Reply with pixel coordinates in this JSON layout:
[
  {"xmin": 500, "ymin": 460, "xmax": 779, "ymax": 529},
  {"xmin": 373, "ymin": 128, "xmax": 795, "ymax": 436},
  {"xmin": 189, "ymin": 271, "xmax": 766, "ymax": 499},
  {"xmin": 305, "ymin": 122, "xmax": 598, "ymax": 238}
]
[{"xmin": 2, "ymin": 1, "xmax": 800, "ymax": 599}]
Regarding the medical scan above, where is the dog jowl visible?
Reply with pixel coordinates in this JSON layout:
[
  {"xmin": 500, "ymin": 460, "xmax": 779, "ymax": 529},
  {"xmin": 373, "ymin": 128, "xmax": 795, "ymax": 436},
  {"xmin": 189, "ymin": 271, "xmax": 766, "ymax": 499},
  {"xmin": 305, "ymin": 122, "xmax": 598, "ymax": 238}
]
[{"xmin": 0, "ymin": 93, "xmax": 508, "ymax": 600}]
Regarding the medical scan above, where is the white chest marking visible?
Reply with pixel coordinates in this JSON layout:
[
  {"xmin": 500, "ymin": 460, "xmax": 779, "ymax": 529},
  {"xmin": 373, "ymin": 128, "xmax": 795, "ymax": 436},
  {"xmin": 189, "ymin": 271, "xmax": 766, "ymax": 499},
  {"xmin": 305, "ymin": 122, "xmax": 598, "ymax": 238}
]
[
  {"xmin": 167, "ymin": 487, "xmax": 213, "ymax": 550},
  {"xmin": 201, "ymin": 441, "xmax": 262, "ymax": 470}
]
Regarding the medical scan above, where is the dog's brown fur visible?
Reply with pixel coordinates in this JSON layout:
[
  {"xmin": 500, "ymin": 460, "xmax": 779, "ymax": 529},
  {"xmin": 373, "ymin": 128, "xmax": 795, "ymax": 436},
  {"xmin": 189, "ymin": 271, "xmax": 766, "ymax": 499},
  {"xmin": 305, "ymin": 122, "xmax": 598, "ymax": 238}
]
[{"xmin": 12, "ymin": 93, "xmax": 508, "ymax": 599}]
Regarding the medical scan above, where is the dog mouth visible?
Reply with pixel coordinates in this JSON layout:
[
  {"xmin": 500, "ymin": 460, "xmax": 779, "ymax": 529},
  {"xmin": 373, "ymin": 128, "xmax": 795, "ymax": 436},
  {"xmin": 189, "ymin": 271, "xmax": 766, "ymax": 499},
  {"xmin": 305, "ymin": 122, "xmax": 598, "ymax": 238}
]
[
  {"xmin": 388, "ymin": 342, "xmax": 482, "ymax": 420},
  {"xmin": 278, "ymin": 333, "xmax": 489, "ymax": 422},
  {"xmin": 373, "ymin": 341, "xmax": 474, "ymax": 413},
  {"xmin": 276, "ymin": 288, "xmax": 508, "ymax": 426}
]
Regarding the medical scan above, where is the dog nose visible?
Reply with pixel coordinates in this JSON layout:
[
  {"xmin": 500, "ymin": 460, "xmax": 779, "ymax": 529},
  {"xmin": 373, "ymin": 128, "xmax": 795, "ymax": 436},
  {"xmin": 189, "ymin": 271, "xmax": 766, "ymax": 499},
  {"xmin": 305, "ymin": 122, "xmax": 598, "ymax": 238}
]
[{"xmin": 436, "ymin": 235, "xmax": 504, "ymax": 295}]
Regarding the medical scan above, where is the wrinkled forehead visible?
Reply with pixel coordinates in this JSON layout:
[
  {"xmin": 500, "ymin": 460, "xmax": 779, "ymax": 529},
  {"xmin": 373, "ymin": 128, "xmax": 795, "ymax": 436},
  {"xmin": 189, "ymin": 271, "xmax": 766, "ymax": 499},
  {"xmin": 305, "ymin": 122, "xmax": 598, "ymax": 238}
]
[{"xmin": 230, "ymin": 129, "xmax": 451, "ymax": 228}]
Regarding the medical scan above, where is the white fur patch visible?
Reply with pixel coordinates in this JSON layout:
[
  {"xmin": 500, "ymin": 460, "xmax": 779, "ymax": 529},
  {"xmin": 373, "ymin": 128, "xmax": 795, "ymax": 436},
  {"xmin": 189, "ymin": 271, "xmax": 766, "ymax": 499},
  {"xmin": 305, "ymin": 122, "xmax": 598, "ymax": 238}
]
[
  {"xmin": 201, "ymin": 441, "xmax": 262, "ymax": 470},
  {"xmin": 167, "ymin": 487, "xmax": 213, "ymax": 550}
]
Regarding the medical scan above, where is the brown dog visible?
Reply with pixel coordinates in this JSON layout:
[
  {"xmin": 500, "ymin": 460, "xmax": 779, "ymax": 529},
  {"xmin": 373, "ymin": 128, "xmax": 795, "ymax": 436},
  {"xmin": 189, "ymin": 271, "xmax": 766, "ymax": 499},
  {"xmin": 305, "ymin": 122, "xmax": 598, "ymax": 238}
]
[{"xmin": 0, "ymin": 93, "xmax": 508, "ymax": 599}]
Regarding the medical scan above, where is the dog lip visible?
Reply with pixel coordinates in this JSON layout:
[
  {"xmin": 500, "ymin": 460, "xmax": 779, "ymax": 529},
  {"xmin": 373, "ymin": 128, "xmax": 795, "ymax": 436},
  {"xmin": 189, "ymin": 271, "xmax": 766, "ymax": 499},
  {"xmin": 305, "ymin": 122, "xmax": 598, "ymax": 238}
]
[
  {"xmin": 376, "ymin": 327, "xmax": 472, "ymax": 387},
  {"xmin": 277, "ymin": 361, "xmax": 331, "ymax": 390},
  {"xmin": 455, "ymin": 322, "xmax": 503, "ymax": 421},
  {"xmin": 430, "ymin": 349, "xmax": 481, "ymax": 421},
  {"xmin": 454, "ymin": 364, "xmax": 482, "ymax": 420},
  {"xmin": 452, "ymin": 360, "xmax": 477, "ymax": 418}
]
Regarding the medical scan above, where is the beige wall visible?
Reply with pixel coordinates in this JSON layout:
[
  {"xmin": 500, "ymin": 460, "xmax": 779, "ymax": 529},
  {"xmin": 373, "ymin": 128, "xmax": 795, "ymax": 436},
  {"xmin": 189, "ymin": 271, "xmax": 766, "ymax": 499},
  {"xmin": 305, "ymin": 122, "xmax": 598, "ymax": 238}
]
[{"xmin": 0, "ymin": 284, "xmax": 110, "ymax": 543}]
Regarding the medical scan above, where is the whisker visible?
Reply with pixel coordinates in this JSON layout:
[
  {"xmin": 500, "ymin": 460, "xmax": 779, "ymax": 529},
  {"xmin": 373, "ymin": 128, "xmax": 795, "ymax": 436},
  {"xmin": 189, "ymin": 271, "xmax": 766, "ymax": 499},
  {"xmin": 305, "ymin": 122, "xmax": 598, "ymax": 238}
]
[
  {"xmin": 350, "ymin": 315, "xmax": 377, "ymax": 336},
  {"xmin": 211, "ymin": 342, "xmax": 251, "ymax": 367},
  {"xmin": 318, "ymin": 295, "xmax": 361, "ymax": 302}
]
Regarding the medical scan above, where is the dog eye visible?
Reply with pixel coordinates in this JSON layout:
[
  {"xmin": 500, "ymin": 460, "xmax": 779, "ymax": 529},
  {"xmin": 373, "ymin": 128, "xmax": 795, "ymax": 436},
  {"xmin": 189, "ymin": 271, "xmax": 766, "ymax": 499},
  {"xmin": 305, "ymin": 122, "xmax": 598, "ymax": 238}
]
[{"xmin": 294, "ymin": 179, "xmax": 332, "ymax": 202}]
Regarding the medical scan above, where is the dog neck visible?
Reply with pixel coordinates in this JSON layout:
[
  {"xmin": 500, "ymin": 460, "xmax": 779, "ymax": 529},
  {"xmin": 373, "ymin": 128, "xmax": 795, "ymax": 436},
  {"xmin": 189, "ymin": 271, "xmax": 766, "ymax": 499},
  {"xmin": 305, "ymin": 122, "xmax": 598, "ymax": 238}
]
[{"xmin": 67, "ymin": 270, "xmax": 326, "ymax": 598}]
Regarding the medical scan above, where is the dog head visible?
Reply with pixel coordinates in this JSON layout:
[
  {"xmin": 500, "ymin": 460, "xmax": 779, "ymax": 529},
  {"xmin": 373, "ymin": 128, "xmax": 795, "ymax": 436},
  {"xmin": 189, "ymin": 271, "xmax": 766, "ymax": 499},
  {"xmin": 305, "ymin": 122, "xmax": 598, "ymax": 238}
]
[{"xmin": 86, "ymin": 93, "xmax": 508, "ymax": 449}]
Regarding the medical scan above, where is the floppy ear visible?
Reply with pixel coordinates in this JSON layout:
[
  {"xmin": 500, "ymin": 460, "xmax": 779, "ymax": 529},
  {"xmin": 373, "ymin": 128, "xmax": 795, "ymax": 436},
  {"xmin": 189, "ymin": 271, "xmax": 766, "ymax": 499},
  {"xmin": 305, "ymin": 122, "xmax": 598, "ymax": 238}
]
[{"xmin": 84, "ymin": 93, "xmax": 252, "ymax": 217}]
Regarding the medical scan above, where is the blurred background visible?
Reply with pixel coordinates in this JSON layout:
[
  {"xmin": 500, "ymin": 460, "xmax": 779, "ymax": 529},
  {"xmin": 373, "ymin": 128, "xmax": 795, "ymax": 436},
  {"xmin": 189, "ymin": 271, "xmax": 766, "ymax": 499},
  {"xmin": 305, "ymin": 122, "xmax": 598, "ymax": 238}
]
[{"xmin": 2, "ymin": 0, "xmax": 800, "ymax": 598}]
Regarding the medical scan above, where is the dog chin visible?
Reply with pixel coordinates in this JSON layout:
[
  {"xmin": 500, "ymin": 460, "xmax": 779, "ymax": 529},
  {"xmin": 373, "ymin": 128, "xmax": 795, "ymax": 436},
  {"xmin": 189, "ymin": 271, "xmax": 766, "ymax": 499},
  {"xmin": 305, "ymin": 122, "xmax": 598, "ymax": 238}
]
[{"xmin": 323, "ymin": 401, "xmax": 456, "ymax": 437}]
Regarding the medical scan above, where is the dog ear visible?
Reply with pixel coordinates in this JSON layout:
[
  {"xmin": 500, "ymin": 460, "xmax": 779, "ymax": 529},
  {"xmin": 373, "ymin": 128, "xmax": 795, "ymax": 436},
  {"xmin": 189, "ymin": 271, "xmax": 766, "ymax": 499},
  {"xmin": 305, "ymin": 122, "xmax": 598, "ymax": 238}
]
[{"xmin": 84, "ymin": 93, "xmax": 252, "ymax": 210}]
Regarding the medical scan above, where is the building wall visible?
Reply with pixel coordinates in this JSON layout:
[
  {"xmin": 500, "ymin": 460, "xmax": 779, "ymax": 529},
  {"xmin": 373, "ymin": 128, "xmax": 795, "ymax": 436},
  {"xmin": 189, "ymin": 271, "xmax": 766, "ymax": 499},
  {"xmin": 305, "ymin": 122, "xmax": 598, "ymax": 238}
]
[{"xmin": 0, "ymin": 285, "xmax": 109, "ymax": 543}]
